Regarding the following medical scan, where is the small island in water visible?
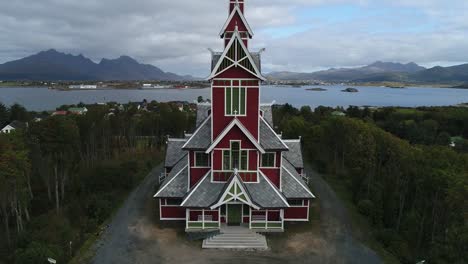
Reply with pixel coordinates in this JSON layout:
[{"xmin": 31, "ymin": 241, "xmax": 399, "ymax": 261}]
[
  {"xmin": 307, "ymin": 87, "xmax": 328, "ymax": 92},
  {"xmin": 342, "ymin": 87, "xmax": 359, "ymax": 93}
]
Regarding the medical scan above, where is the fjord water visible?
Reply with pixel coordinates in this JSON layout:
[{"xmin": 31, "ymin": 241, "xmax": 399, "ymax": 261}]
[{"xmin": 1, "ymin": 85, "xmax": 468, "ymax": 111}]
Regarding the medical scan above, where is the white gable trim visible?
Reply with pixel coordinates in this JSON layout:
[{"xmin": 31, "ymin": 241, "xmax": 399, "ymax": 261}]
[
  {"xmin": 210, "ymin": 171, "xmax": 259, "ymax": 210},
  {"xmin": 219, "ymin": 4, "xmax": 254, "ymax": 37},
  {"xmin": 282, "ymin": 165, "xmax": 316, "ymax": 198},
  {"xmin": 205, "ymin": 118, "xmax": 265, "ymax": 154},
  {"xmin": 180, "ymin": 171, "xmax": 211, "ymax": 206},
  {"xmin": 154, "ymin": 165, "xmax": 188, "ymax": 197},
  {"xmin": 207, "ymin": 30, "xmax": 265, "ymax": 81},
  {"xmin": 182, "ymin": 115, "xmax": 211, "ymax": 149}
]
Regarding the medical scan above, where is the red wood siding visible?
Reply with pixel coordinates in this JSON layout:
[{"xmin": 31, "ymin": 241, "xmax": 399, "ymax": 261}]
[
  {"xmin": 216, "ymin": 67, "xmax": 257, "ymax": 79},
  {"xmin": 249, "ymin": 150, "xmax": 258, "ymax": 171},
  {"xmin": 190, "ymin": 168, "xmax": 209, "ymax": 187},
  {"xmin": 160, "ymin": 205, "xmax": 185, "ymax": 219},
  {"xmin": 213, "ymin": 149, "xmax": 223, "ymax": 171},
  {"xmin": 226, "ymin": 12, "xmax": 248, "ymax": 32},
  {"xmin": 284, "ymin": 207, "xmax": 308, "ymax": 220},
  {"xmin": 217, "ymin": 127, "xmax": 256, "ymax": 148},
  {"xmin": 189, "ymin": 210, "xmax": 219, "ymax": 221},
  {"xmin": 212, "ymin": 81, "xmax": 259, "ymax": 140},
  {"xmin": 189, "ymin": 151, "xmax": 210, "ymax": 187},
  {"xmin": 261, "ymin": 168, "xmax": 280, "ymax": 187}
]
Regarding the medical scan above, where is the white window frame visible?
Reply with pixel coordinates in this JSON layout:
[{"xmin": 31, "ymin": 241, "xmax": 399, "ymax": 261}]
[
  {"xmin": 194, "ymin": 151, "xmax": 211, "ymax": 168},
  {"xmin": 224, "ymin": 80, "xmax": 247, "ymax": 117},
  {"xmin": 260, "ymin": 152, "xmax": 276, "ymax": 168}
]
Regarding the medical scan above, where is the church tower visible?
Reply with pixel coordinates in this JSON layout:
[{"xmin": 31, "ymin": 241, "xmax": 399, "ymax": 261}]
[{"xmin": 155, "ymin": 0, "xmax": 314, "ymax": 234}]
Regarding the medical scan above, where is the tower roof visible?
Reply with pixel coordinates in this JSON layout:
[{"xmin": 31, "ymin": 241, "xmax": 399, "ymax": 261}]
[
  {"xmin": 219, "ymin": 4, "xmax": 254, "ymax": 38},
  {"xmin": 208, "ymin": 29, "xmax": 266, "ymax": 80}
]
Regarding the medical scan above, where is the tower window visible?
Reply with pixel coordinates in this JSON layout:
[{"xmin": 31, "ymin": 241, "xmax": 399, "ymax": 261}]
[
  {"xmin": 261, "ymin": 153, "xmax": 276, "ymax": 168},
  {"xmin": 195, "ymin": 152, "xmax": 210, "ymax": 167},
  {"xmin": 225, "ymin": 87, "xmax": 246, "ymax": 116},
  {"xmin": 222, "ymin": 141, "xmax": 249, "ymax": 171}
]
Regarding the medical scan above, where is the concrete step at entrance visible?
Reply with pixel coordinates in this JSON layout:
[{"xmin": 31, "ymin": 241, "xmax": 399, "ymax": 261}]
[{"xmin": 202, "ymin": 226, "xmax": 268, "ymax": 250}]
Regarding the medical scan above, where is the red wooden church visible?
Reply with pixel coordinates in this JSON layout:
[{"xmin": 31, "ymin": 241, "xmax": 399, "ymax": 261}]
[{"xmin": 154, "ymin": 0, "xmax": 315, "ymax": 232}]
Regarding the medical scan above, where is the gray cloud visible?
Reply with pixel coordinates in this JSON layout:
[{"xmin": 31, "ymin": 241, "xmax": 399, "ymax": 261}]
[{"xmin": 0, "ymin": 0, "xmax": 467, "ymax": 76}]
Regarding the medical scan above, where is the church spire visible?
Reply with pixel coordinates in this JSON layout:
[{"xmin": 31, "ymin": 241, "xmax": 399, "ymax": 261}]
[
  {"xmin": 230, "ymin": 0, "xmax": 244, "ymax": 14},
  {"xmin": 221, "ymin": 0, "xmax": 252, "ymax": 47}
]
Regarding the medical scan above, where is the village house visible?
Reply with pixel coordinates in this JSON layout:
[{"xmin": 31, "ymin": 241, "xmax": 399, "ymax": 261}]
[
  {"xmin": 154, "ymin": 0, "xmax": 314, "ymax": 247},
  {"xmin": 68, "ymin": 107, "xmax": 88, "ymax": 115},
  {"xmin": 1, "ymin": 120, "xmax": 28, "ymax": 134}
]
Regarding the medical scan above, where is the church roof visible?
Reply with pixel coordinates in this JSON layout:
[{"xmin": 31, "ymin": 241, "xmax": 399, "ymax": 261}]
[
  {"xmin": 259, "ymin": 117, "xmax": 289, "ymax": 151},
  {"xmin": 154, "ymin": 157, "xmax": 189, "ymax": 198},
  {"xmin": 283, "ymin": 139, "xmax": 304, "ymax": 169},
  {"xmin": 181, "ymin": 173, "xmax": 225, "ymax": 208},
  {"xmin": 208, "ymin": 30, "xmax": 265, "ymax": 81},
  {"xmin": 165, "ymin": 139, "xmax": 188, "ymax": 168},
  {"xmin": 245, "ymin": 172, "xmax": 290, "ymax": 208},
  {"xmin": 196, "ymin": 103, "xmax": 211, "ymax": 127},
  {"xmin": 218, "ymin": 4, "xmax": 254, "ymax": 38},
  {"xmin": 281, "ymin": 158, "xmax": 315, "ymax": 199},
  {"xmin": 260, "ymin": 104, "xmax": 273, "ymax": 127},
  {"xmin": 183, "ymin": 116, "xmax": 212, "ymax": 150}
]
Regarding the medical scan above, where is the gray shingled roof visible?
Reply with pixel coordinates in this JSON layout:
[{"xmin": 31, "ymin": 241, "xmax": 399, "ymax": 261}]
[
  {"xmin": 165, "ymin": 140, "xmax": 188, "ymax": 168},
  {"xmin": 183, "ymin": 117, "xmax": 212, "ymax": 150},
  {"xmin": 283, "ymin": 140, "xmax": 304, "ymax": 169},
  {"xmin": 281, "ymin": 158, "xmax": 314, "ymax": 199},
  {"xmin": 182, "ymin": 173, "xmax": 225, "ymax": 208},
  {"xmin": 196, "ymin": 104, "xmax": 211, "ymax": 127},
  {"xmin": 156, "ymin": 157, "xmax": 189, "ymax": 198},
  {"xmin": 260, "ymin": 104, "xmax": 273, "ymax": 127},
  {"xmin": 245, "ymin": 174, "xmax": 289, "ymax": 208},
  {"xmin": 259, "ymin": 118, "xmax": 288, "ymax": 151},
  {"xmin": 211, "ymin": 52, "xmax": 261, "ymax": 72}
]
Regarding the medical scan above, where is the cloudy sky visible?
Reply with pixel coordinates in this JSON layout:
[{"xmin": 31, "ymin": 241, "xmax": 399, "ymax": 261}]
[{"xmin": 1, "ymin": 0, "xmax": 467, "ymax": 77}]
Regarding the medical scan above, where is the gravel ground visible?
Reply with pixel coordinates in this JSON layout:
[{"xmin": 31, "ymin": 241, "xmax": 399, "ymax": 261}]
[{"xmin": 90, "ymin": 164, "xmax": 382, "ymax": 264}]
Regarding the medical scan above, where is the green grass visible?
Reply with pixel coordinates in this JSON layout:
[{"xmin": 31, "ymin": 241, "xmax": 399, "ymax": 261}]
[{"xmin": 324, "ymin": 174, "xmax": 401, "ymax": 264}]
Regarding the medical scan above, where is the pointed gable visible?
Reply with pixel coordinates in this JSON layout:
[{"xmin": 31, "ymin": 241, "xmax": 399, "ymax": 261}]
[
  {"xmin": 210, "ymin": 170, "xmax": 259, "ymax": 210},
  {"xmin": 206, "ymin": 118, "xmax": 265, "ymax": 154},
  {"xmin": 219, "ymin": 4, "xmax": 253, "ymax": 38},
  {"xmin": 208, "ymin": 30, "xmax": 265, "ymax": 81}
]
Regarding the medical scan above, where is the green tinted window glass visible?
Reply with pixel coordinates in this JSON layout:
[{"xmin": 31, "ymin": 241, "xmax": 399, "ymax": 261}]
[
  {"xmin": 225, "ymin": 88, "xmax": 231, "ymax": 115},
  {"xmin": 240, "ymin": 88, "xmax": 246, "ymax": 115},
  {"xmin": 223, "ymin": 150, "xmax": 230, "ymax": 170},
  {"xmin": 240, "ymin": 150, "xmax": 248, "ymax": 170},
  {"xmin": 232, "ymin": 88, "xmax": 239, "ymax": 114}
]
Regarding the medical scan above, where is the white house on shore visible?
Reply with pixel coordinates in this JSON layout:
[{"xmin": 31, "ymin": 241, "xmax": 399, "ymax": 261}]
[{"xmin": 1, "ymin": 121, "xmax": 28, "ymax": 134}]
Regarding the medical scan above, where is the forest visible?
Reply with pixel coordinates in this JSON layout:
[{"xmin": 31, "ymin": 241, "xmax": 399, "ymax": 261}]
[
  {"xmin": 0, "ymin": 101, "xmax": 195, "ymax": 263},
  {"xmin": 274, "ymin": 104, "xmax": 468, "ymax": 264}
]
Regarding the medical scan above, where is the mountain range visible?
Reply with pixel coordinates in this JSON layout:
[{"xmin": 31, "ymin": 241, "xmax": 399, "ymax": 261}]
[
  {"xmin": 267, "ymin": 61, "xmax": 468, "ymax": 83},
  {"xmin": 0, "ymin": 49, "xmax": 194, "ymax": 81}
]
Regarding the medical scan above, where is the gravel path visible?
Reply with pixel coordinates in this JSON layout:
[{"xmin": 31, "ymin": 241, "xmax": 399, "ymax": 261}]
[{"xmin": 90, "ymin": 163, "xmax": 382, "ymax": 264}]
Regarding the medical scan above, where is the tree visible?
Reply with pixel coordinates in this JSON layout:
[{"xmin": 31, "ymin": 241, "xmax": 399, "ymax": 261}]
[
  {"xmin": 0, "ymin": 102, "xmax": 9, "ymax": 127},
  {"xmin": 9, "ymin": 103, "xmax": 29, "ymax": 122}
]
